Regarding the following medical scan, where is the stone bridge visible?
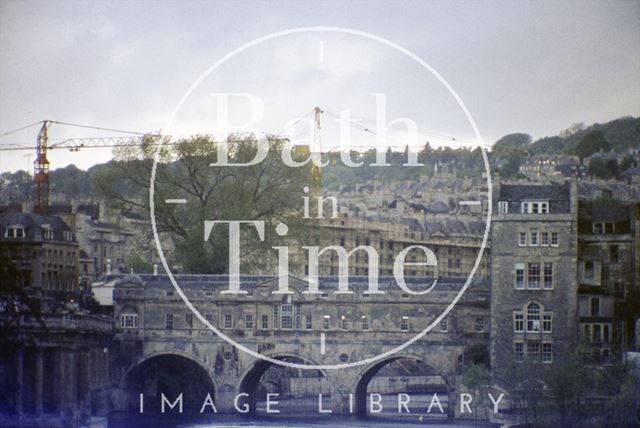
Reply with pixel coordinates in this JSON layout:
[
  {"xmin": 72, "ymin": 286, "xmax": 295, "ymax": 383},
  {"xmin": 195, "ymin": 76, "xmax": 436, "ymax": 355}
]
[{"xmin": 111, "ymin": 274, "xmax": 489, "ymax": 417}]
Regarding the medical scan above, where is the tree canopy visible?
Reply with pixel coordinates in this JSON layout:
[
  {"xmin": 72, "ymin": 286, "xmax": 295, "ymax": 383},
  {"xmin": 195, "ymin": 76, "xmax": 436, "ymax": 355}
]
[{"xmin": 92, "ymin": 135, "xmax": 311, "ymax": 274}]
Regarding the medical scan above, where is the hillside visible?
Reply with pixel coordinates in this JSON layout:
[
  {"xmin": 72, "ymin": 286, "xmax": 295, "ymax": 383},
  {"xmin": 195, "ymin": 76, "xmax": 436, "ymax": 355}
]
[{"xmin": 1, "ymin": 116, "xmax": 638, "ymax": 204}]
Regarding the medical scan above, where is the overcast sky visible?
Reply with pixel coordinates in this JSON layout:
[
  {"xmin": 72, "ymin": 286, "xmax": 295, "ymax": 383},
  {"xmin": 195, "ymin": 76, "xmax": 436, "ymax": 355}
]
[{"xmin": 0, "ymin": 0, "xmax": 639, "ymax": 172}]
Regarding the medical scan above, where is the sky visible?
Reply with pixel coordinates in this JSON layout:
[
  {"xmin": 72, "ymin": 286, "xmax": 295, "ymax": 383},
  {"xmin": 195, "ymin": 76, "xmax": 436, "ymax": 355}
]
[{"xmin": 0, "ymin": 0, "xmax": 639, "ymax": 172}]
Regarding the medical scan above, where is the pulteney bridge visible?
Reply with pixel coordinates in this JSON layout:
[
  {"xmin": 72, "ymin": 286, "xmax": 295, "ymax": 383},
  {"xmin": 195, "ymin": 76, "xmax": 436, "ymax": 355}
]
[{"xmin": 111, "ymin": 274, "xmax": 489, "ymax": 417}]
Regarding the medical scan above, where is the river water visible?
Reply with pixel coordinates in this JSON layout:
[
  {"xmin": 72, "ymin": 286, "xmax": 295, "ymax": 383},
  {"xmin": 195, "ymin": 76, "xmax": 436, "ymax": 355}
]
[{"xmin": 110, "ymin": 394, "xmax": 498, "ymax": 428}]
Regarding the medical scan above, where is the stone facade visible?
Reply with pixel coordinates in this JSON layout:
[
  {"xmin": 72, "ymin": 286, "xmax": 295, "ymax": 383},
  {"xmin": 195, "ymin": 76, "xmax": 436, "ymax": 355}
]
[
  {"xmin": 111, "ymin": 273, "xmax": 490, "ymax": 416},
  {"xmin": 577, "ymin": 200, "xmax": 638, "ymax": 362},
  {"xmin": 0, "ymin": 212, "xmax": 79, "ymax": 295},
  {"xmin": 490, "ymin": 180, "xmax": 579, "ymax": 383}
]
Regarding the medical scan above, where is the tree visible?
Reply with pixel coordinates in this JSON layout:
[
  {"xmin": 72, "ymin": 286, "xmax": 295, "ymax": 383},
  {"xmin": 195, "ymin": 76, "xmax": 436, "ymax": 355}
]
[
  {"xmin": 500, "ymin": 362, "xmax": 547, "ymax": 426},
  {"xmin": 542, "ymin": 348, "xmax": 595, "ymax": 427},
  {"xmin": 0, "ymin": 170, "xmax": 31, "ymax": 204},
  {"xmin": 588, "ymin": 158, "xmax": 619, "ymax": 179},
  {"xmin": 620, "ymin": 155, "xmax": 636, "ymax": 172},
  {"xmin": 464, "ymin": 343, "xmax": 490, "ymax": 368},
  {"xmin": 462, "ymin": 363, "xmax": 491, "ymax": 424},
  {"xmin": 92, "ymin": 134, "xmax": 311, "ymax": 274},
  {"xmin": 572, "ymin": 130, "xmax": 611, "ymax": 163},
  {"xmin": 492, "ymin": 133, "xmax": 532, "ymax": 156},
  {"xmin": 559, "ymin": 122, "xmax": 585, "ymax": 138}
]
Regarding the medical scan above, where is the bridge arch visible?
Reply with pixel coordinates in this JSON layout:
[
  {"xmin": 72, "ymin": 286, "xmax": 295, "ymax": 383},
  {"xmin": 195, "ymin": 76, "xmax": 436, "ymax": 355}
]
[
  {"xmin": 121, "ymin": 352, "xmax": 216, "ymax": 414},
  {"xmin": 238, "ymin": 353, "xmax": 329, "ymax": 415},
  {"xmin": 351, "ymin": 352, "xmax": 453, "ymax": 417}
]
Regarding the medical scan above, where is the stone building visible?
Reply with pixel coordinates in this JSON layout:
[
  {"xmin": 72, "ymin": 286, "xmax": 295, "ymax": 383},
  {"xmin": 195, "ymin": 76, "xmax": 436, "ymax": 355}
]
[
  {"xmin": 76, "ymin": 215, "xmax": 134, "ymax": 277},
  {"xmin": 0, "ymin": 212, "xmax": 79, "ymax": 296},
  {"xmin": 309, "ymin": 215, "xmax": 490, "ymax": 279},
  {"xmin": 577, "ymin": 200, "xmax": 638, "ymax": 362},
  {"xmin": 490, "ymin": 180, "xmax": 579, "ymax": 382}
]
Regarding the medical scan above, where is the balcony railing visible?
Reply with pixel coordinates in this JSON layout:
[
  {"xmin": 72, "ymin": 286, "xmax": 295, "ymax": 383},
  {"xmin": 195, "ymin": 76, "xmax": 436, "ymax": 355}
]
[{"xmin": 13, "ymin": 313, "xmax": 113, "ymax": 332}]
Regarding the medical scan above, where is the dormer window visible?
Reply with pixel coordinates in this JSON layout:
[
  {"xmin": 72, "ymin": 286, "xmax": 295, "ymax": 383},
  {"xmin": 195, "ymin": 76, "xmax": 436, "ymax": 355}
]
[
  {"xmin": 520, "ymin": 201, "xmax": 549, "ymax": 214},
  {"xmin": 63, "ymin": 231, "xmax": 73, "ymax": 241},
  {"xmin": 4, "ymin": 225, "xmax": 25, "ymax": 238},
  {"xmin": 42, "ymin": 225, "xmax": 54, "ymax": 239},
  {"xmin": 498, "ymin": 201, "xmax": 509, "ymax": 213}
]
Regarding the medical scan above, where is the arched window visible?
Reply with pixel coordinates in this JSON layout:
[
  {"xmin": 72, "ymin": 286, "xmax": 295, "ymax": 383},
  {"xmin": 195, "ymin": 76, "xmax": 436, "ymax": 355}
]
[{"xmin": 526, "ymin": 302, "xmax": 540, "ymax": 332}]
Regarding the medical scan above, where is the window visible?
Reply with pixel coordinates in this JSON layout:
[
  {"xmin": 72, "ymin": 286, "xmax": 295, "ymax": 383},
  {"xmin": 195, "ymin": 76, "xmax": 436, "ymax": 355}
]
[
  {"xmin": 541, "ymin": 232, "xmax": 549, "ymax": 246},
  {"xmin": 530, "ymin": 230, "xmax": 539, "ymax": 246},
  {"xmin": 543, "ymin": 263, "xmax": 553, "ymax": 289},
  {"xmin": 305, "ymin": 315, "xmax": 312, "ymax": 330},
  {"xmin": 498, "ymin": 201, "xmax": 509, "ymax": 213},
  {"xmin": 362, "ymin": 316, "xmax": 370, "ymax": 330},
  {"xmin": 590, "ymin": 298, "xmax": 600, "ymax": 317},
  {"xmin": 514, "ymin": 342, "xmax": 524, "ymax": 362},
  {"xmin": 5, "ymin": 226, "xmax": 25, "ymax": 238},
  {"xmin": 294, "ymin": 305, "xmax": 301, "ymax": 329},
  {"xmin": 542, "ymin": 314, "xmax": 552, "ymax": 333},
  {"xmin": 528, "ymin": 263, "xmax": 541, "ymax": 289},
  {"xmin": 514, "ymin": 313, "xmax": 524, "ymax": 332},
  {"xmin": 518, "ymin": 232, "xmax": 527, "ymax": 246},
  {"xmin": 584, "ymin": 261, "xmax": 594, "ymax": 280},
  {"xmin": 584, "ymin": 324, "xmax": 591, "ymax": 341},
  {"xmin": 475, "ymin": 317, "xmax": 484, "ymax": 332},
  {"xmin": 121, "ymin": 313, "xmax": 138, "ymax": 328},
  {"xmin": 584, "ymin": 323, "xmax": 611, "ymax": 344},
  {"xmin": 540, "ymin": 202, "xmax": 549, "ymax": 213},
  {"xmin": 610, "ymin": 245, "xmax": 619, "ymax": 263},
  {"xmin": 245, "ymin": 314, "xmax": 253, "ymax": 329},
  {"xmin": 185, "ymin": 314, "xmax": 193, "ymax": 329},
  {"xmin": 440, "ymin": 318, "xmax": 448, "ymax": 332},
  {"xmin": 400, "ymin": 317, "xmax": 409, "ymax": 331},
  {"xmin": 273, "ymin": 305, "xmax": 279, "ymax": 329},
  {"xmin": 527, "ymin": 341, "xmax": 540, "ymax": 362},
  {"xmin": 223, "ymin": 314, "xmax": 232, "ymax": 329},
  {"xmin": 340, "ymin": 315, "xmax": 348, "ymax": 330},
  {"xmin": 42, "ymin": 226, "xmax": 53, "ymax": 239},
  {"xmin": 542, "ymin": 343, "xmax": 552, "ymax": 363},
  {"xmin": 205, "ymin": 313, "xmax": 213, "ymax": 323},
  {"xmin": 63, "ymin": 231, "xmax": 73, "ymax": 241},
  {"xmin": 551, "ymin": 232, "xmax": 559, "ymax": 246},
  {"xmin": 526, "ymin": 303, "xmax": 540, "ymax": 332},
  {"xmin": 323, "ymin": 315, "xmax": 330, "ymax": 330},
  {"xmin": 281, "ymin": 304, "xmax": 293, "ymax": 329},
  {"xmin": 165, "ymin": 314, "xmax": 173, "ymax": 330},
  {"xmin": 521, "ymin": 201, "xmax": 549, "ymax": 214},
  {"xmin": 515, "ymin": 263, "xmax": 525, "ymax": 289},
  {"xmin": 593, "ymin": 223, "xmax": 603, "ymax": 234},
  {"xmin": 261, "ymin": 314, "xmax": 269, "ymax": 329}
]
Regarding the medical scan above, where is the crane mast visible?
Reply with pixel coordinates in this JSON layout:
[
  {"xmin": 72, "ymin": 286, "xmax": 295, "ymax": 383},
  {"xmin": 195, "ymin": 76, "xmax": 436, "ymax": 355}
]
[
  {"xmin": 34, "ymin": 120, "xmax": 50, "ymax": 215},
  {"xmin": 0, "ymin": 115, "xmax": 319, "ymax": 214}
]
